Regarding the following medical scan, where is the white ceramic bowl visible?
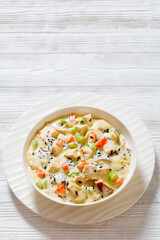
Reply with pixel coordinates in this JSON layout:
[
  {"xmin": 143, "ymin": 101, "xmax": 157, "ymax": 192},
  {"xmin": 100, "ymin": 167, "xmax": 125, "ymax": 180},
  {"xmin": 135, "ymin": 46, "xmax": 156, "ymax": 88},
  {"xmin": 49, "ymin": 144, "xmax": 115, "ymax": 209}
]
[{"xmin": 23, "ymin": 106, "xmax": 137, "ymax": 207}]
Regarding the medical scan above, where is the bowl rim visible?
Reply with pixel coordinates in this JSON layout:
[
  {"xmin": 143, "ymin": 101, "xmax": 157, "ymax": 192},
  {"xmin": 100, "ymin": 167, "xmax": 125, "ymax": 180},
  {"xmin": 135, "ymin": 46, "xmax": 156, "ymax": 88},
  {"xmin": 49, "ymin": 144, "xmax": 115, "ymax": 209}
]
[{"xmin": 23, "ymin": 106, "xmax": 137, "ymax": 207}]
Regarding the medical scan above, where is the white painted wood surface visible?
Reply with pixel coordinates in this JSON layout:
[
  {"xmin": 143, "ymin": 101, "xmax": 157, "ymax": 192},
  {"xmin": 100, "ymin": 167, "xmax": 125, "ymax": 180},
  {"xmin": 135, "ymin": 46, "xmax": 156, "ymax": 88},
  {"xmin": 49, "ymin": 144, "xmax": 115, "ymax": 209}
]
[{"xmin": 0, "ymin": 0, "xmax": 160, "ymax": 239}]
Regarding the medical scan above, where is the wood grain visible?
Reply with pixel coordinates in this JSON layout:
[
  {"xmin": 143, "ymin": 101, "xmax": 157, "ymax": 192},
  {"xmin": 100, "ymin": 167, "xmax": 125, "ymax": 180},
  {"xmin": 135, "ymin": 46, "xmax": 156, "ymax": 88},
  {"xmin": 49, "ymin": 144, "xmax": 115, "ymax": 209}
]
[{"xmin": 0, "ymin": 0, "xmax": 160, "ymax": 238}]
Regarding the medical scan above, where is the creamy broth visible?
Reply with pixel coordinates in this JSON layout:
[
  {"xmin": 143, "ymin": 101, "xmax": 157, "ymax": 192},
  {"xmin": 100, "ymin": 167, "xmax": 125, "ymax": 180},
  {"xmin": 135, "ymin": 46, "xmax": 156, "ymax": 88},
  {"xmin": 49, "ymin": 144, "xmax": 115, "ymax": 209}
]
[{"xmin": 27, "ymin": 114, "xmax": 131, "ymax": 204}]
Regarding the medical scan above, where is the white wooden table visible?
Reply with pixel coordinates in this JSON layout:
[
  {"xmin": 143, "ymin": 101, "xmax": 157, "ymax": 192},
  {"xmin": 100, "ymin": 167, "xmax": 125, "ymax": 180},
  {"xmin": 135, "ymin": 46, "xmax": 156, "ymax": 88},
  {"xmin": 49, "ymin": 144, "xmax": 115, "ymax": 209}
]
[{"xmin": 0, "ymin": 0, "xmax": 160, "ymax": 239}]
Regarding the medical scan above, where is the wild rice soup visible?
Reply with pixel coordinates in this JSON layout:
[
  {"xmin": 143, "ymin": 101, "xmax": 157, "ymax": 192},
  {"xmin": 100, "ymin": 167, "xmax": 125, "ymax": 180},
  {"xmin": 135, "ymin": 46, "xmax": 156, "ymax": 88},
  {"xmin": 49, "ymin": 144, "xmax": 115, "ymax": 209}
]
[{"xmin": 27, "ymin": 114, "xmax": 131, "ymax": 204}]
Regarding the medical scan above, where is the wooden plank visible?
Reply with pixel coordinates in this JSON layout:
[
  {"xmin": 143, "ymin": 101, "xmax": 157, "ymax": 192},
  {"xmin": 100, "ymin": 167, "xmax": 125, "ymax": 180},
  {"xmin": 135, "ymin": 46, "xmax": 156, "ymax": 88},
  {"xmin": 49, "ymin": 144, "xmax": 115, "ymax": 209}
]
[
  {"xmin": 0, "ymin": 33, "xmax": 159, "ymax": 53},
  {"xmin": 0, "ymin": 54, "xmax": 160, "ymax": 87},
  {"xmin": 0, "ymin": 0, "xmax": 158, "ymax": 33},
  {"xmin": 0, "ymin": 201, "xmax": 160, "ymax": 239}
]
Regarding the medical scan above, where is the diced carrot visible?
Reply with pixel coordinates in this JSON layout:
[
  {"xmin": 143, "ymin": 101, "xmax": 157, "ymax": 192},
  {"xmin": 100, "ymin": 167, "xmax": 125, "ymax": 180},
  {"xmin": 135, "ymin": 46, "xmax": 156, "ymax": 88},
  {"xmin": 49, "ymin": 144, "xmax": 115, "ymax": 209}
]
[
  {"xmin": 55, "ymin": 184, "xmax": 66, "ymax": 196},
  {"xmin": 55, "ymin": 139, "xmax": 63, "ymax": 147},
  {"xmin": 89, "ymin": 132, "xmax": 97, "ymax": 142},
  {"xmin": 69, "ymin": 114, "xmax": 76, "ymax": 121},
  {"xmin": 66, "ymin": 135, "xmax": 75, "ymax": 144},
  {"xmin": 61, "ymin": 162, "xmax": 69, "ymax": 171},
  {"xmin": 77, "ymin": 161, "xmax": 89, "ymax": 170},
  {"xmin": 95, "ymin": 136, "xmax": 107, "ymax": 148},
  {"xmin": 114, "ymin": 177, "xmax": 123, "ymax": 185},
  {"xmin": 35, "ymin": 168, "xmax": 45, "ymax": 178}
]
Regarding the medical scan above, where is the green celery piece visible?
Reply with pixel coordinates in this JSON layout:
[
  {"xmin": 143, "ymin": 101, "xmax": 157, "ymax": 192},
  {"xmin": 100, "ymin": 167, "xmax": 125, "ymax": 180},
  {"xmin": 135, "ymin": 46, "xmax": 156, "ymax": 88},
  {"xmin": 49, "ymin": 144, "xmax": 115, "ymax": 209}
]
[
  {"xmin": 35, "ymin": 179, "xmax": 43, "ymax": 189},
  {"xmin": 74, "ymin": 161, "xmax": 79, "ymax": 165},
  {"xmin": 108, "ymin": 172, "xmax": 118, "ymax": 182},
  {"xmin": 68, "ymin": 168, "xmax": 80, "ymax": 177},
  {"xmin": 85, "ymin": 143, "xmax": 89, "ymax": 147},
  {"xmin": 75, "ymin": 133, "xmax": 85, "ymax": 145},
  {"xmin": 31, "ymin": 139, "xmax": 38, "ymax": 150},
  {"xmin": 42, "ymin": 179, "xmax": 47, "ymax": 189},
  {"xmin": 88, "ymin": 187, "xmax": 93, "ymax": 194},
  {"xmin": 68, "ymin": 142, "xmax": 78, "ymax": 149},
  {"xmin": 89, "ymin": 143, "xmax": 96, "ymax": 151},
  {"xmin": 79, "ymin": 120, "xmax": 85, "ymax": 125},
  {"xmin": 71, "ymin": 174, "xmax": 76, "ymax": 178},
  {"xmin": 115, "ymin": 130, "xmax": 121, "ymax": 135},
  {"xmin": 71, "ymin": 128, "xmax": 76, "ymax": 134},
  {"xmin": 59, "ymin": 119, "xmax": 66, "ymax": 125}
]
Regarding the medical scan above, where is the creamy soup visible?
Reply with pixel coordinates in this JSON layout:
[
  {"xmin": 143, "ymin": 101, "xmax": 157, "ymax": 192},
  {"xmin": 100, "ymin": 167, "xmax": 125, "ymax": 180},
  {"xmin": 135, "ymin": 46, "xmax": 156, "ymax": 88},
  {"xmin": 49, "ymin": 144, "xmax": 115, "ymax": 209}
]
[{"xmin": 27, "ymin": 114, "xmax": 131, "ymax": 204}]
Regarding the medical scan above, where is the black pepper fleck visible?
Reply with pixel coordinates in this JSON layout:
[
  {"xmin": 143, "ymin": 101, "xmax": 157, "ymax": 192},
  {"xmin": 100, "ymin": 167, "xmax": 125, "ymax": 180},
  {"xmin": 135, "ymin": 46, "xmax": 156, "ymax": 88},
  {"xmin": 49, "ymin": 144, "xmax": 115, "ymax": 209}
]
[{"xmin": 103, "ymin": 128, "xmax": 109, "ymax": 133}]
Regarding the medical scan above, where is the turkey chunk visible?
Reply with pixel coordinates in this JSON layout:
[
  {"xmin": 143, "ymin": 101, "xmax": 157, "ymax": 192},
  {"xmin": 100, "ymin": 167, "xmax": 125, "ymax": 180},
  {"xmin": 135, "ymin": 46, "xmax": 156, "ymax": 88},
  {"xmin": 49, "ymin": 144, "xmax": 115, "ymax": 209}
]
[
  {"xmin": 55, "ymin": 127, "xmax": 68, "ymax": 135},
  {"xmin": 81, "ymin": 145, "xmax": 94, "ymax": 158},
  {"xmin": 111, "ymin": 131, "xmax": 120, "ymax": 145},
  {"xmin": 95, "ymin": 181, "xmax": 113, "ymax": 196},
  {"xmin": 47, "ymin": 162, "xmax": 60, "ymax": 173},
  {"xmin": 103, "ymin": 142, "xmax": 117, "ymax": 155},
  {"xmin": 27, "ymin": 154, "xmax": 41, "ymax": 169},
  {"xmin": 51, "ymin": 145, "xmax": 62, "ymax": 156},
  {"xmin": 67, "ymin": 180, "xmax": 86, "ymax": 203},
  {"xmin": 75, "ymin": 124, "xmax": 88, "ymax": 136},
  {"xmin": 93, "ymin": 120, "xmax": 111, "ymax": 132},
  {"xmin": 67, "ymin": 180, "xmax": 82, "ymax": 194},
  {"xmin": 64, "ymin": 149, "xmax": 81, "ymax": 160},
  {"xmin": 82, "ymin": 165, "xmax": 98, "ymax": 181},
  {"xmin": 82, "ymin": 165, "xmax": 108, "ymax": 181},
  {"xmin": 75, "ymin": 175, "xmax": 86, "ymax": 185},
  {"xmin": 50, "ymin": 129, "xmax": 59, "ymax": 138},
  {"xmin": 82, "ymin": 114, "xmax": 93, "ymax": 126},
  {"xmin": 96, "ymin": 168, "xmax": 109, "ymax": 178},
  {"xmin": 92, "ymin": 192, "xmax": 101, "ymax": 201},
  {"xmin": 72, "ymin": 191, "xmax": 86, "ymax": 203}
]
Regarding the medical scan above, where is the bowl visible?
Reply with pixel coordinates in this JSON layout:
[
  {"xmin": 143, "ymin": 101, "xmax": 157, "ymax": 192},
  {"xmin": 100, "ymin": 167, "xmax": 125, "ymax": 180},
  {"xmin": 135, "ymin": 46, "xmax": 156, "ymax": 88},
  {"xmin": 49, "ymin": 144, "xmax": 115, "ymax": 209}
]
[{"xmin": 23, "ymin": 106, "xmax": 137, "ymax": 206}]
